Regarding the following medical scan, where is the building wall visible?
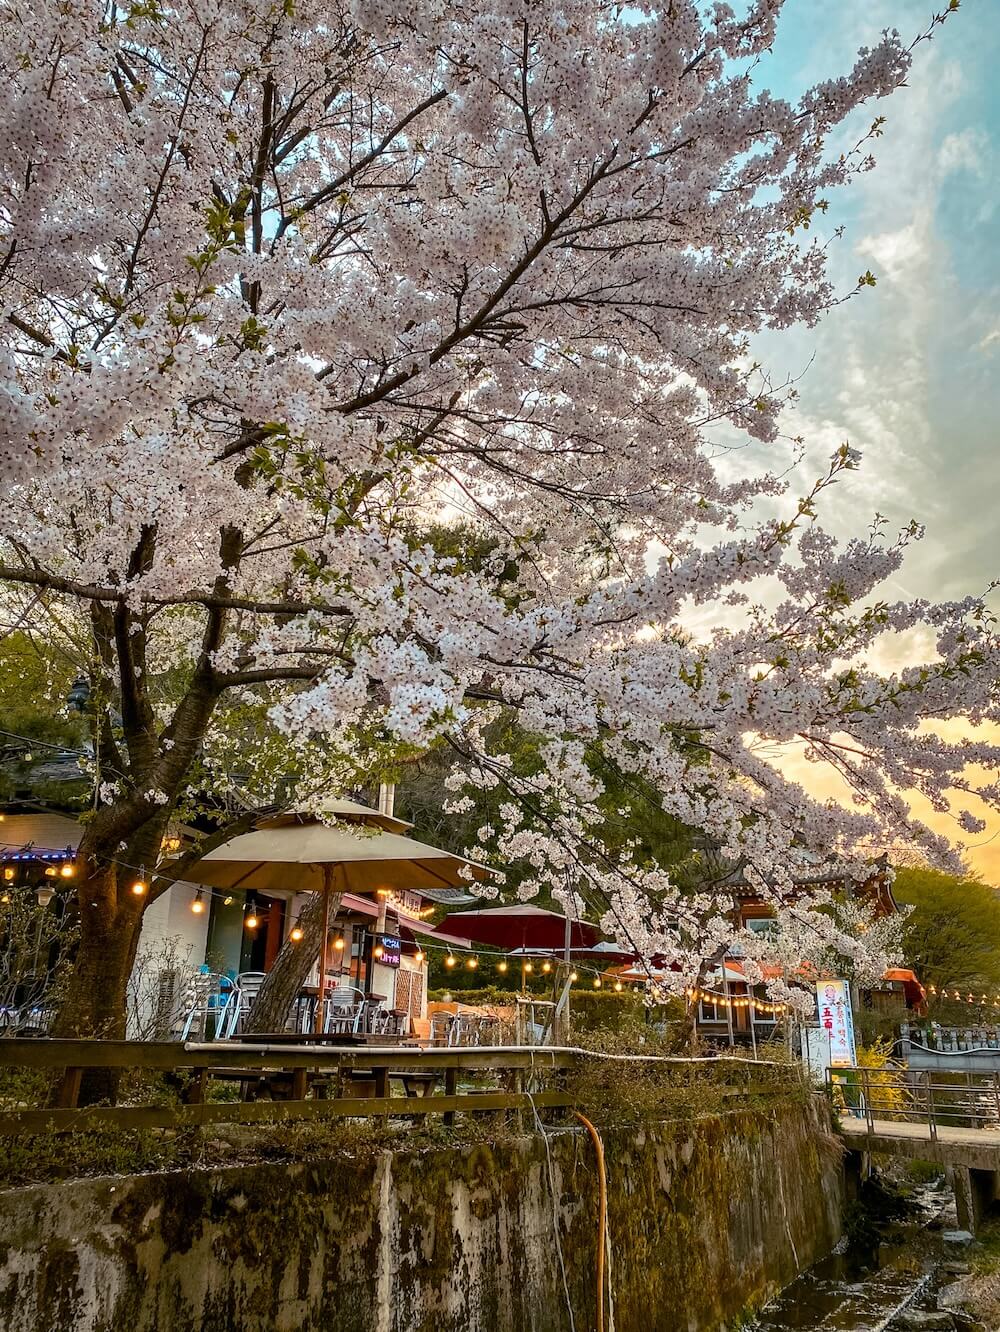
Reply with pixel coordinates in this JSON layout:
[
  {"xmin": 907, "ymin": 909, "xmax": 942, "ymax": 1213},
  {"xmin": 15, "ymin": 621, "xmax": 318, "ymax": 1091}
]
[{"xmin": 128, "ymin": 883, "xmax": 212, "ymax": 1037}]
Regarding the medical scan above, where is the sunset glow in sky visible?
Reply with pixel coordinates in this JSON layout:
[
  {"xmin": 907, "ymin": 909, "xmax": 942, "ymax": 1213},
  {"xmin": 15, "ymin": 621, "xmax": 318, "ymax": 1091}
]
[{"xmin": 740, "ymin": 2, "xmax": 1000, "ymax": 882}]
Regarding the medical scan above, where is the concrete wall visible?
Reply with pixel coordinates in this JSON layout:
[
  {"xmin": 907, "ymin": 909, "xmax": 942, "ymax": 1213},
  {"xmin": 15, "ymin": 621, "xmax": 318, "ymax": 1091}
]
[{"xmin": 0, "ymin": 1097, "xmax": 842, "ymax": 1332}]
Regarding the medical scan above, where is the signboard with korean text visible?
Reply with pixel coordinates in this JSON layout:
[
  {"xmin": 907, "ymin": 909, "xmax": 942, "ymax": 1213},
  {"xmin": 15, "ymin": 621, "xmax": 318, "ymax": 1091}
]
[
  {"xmin": 373, "ymin": 934, "xmax": 401, "ymax": 968},
  {"xmin": 815, "ymin": 979, "xmax": 857, "ymax": 1067}
]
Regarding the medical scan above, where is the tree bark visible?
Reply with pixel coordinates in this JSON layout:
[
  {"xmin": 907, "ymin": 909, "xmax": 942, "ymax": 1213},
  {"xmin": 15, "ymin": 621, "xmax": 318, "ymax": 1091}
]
[
  {"xmin": 243, "ymin": 891, "xmax": 343, "ymax": 1034},
  {"xmin": 50, "ymin": 864, "xmax": 145, "ymax": 1104}
]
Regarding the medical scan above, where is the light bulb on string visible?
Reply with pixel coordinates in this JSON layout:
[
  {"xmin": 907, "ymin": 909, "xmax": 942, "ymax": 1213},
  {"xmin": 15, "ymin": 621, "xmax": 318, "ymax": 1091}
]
[
  {"xmin": 44, "ymin": 865, "xmax": 57, "ymax": 878},
  {"xmin": 374, "ymin": 944, "xmax": 384, "ymax": 960},
  {"xmin": 60, "ymin": 862, "xmax": 75, "ymax": 878},
  {"xmin": 569, "ymin": 971, "xmax": 578, "ymax": 982},
  {"xmin": 223, "ymin": 895, "xmax": 234, "ymax": 907},
  {"xmin": 466, "ymin": 957, "xmax": 478, "ymax": 970},
  {"xmin": 191, "ymin": 890, "xmax": 205, "ymax": 915},
  {"xmin": 614, "ymin": 981, "xmax": 623, "ymax": 992},
  {"xmin": 415, "ymin": 950, "xmax": 424, "ymax": 963},
  {"xmin": 2, "ymin": 866, "xmax": 13, "ymax": 882},
  {"xmin": 497, "ymin": 960, "xmax": 508, "ymax": 974},
  {"xmin": 445, "ymin": 954, "xmax": 457, "ymax": 969},
  {"xmin": 541, "ymin": 961, "xmax": 552, "ymax": 974},
  {"xmin": 246, "ymin": 911, "xmax": 259, "ymax": 929},
  {"xmin": 334, "ymin": 937, "xmax": 345, "ymax": 952},
  {"xmin": 524, "ymin": 962, "xmax": 533, "ymax": 974},
  {"xmin": 131, "ymin": 876, "xmax": 148, "ymax": 896},
  {"xmin": 290, "ymin": 924, "xmax": 304, "ymax": 943},
  {"xmin": 593, "ymin": 977, "xmax": 602, "ymax": 989}
]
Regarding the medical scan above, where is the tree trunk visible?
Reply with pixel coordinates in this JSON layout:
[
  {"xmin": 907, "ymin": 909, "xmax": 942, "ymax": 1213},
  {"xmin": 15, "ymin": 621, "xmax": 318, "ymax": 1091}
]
[
  {"xmin": 51, "ymin": 865, "xmax": 145, "ymax": 1104},
  {"xmin": 243, "ymin": 891, "xmax": 343, "ymax": 1034}
]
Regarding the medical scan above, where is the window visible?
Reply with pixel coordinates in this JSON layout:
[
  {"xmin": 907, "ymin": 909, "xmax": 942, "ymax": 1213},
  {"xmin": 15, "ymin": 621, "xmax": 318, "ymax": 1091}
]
[
  {"xmin": 698, "ymin": 994, "xmax": 725, "ymax": 1023},
  {"xmin": 745, "ymin": 916, "xmax": 778, "ymax": 937}
]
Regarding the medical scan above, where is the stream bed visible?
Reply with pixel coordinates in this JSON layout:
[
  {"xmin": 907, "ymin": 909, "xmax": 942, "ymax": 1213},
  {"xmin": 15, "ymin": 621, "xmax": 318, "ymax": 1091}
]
[{"xmin": 752, "ymin": 1180, "xmax": 988, "ymax": 1332}]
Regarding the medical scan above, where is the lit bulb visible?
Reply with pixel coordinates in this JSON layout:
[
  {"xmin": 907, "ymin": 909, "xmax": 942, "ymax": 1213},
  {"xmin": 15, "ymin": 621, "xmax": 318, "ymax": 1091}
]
[
  {"xmin": 497, "ymin": 961, "xmax": 508, "ymax": 973},
  {"xmin": 374, "ymin": 945, "xmax": 384, "ymax": 959},
  {"xmin": 614, "ymin": 981, "xmax": 623, "ymax": 992},
  {"xmin": 2, "ymin": 867, "xmax": 13, "ymax": 881},
  {"xmin": 415, "ymin": 950, "xmax": 424, "ymax": 963},
  {"xmin": 44, "ymin": 866, "xmax": 57, "ymax": 877},
  {"xmin": 466, "ymin": 957, "xmax": 478, "ymax": 970},
  {"xmin": 60, "ymin": 863, "xmax": 75, "ymax": 878},
  {"xmin": 131, "ymin": 879, "xmax": 148, "ymax": 896},
  {"xmin": 334, "ymin": 937, "xmax": 345, "ymax": 951},
  {"xmin": 191, "ymin": 892, "xmax": 205, "ymax": 915},
  {"xmin": 569, "ymin": 971, "xmax": 578, "ymax": 982},
  {"xmin": 541, "ymin": 961, "xmax": 552, "ymax": 974},
  {"xmin": 524, "ymin": 962, "xmax": 533, "ymax": 974},
  {"xmin": 445, "ymin": 955, "xmax": 457, "ymax": 969},
  {"xmin": 593, "ymin": 978, "xmax": 601, "ymax": 989},
  {"xmin": 246, "ymin": 913, "xmax": 259, "ymax": 929},
  {"xmin": 0, "ymin": 892, "xmax": 9, "ymax": 904},
  {"xmin": 290, "ymin": 925, "xmax": 304, "ymax": 942},
  {"xmin": 223, "ymin": 895, "xmax": 234, "ymax": 907}
]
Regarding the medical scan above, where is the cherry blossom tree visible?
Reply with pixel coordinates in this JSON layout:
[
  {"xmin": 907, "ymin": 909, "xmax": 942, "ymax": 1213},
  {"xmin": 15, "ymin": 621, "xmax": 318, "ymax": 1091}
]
[{"xmin": 0, "ymin": 0, "xmax": 991, "ymax": 1046}]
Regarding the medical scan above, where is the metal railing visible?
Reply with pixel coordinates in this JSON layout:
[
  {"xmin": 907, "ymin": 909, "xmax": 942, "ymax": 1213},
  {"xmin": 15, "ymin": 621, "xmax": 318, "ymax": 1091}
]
[
  {"xmin": 827, "ymin": 1064, "xmax": 1000, "ymax": 1140},
  {"xmin": 900, "ymin": 1022, "xmax": 1000, "ymax": 1055}
]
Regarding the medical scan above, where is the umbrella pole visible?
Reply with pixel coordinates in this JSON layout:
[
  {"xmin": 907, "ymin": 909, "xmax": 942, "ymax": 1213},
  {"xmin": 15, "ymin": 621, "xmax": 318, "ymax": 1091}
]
[{"xmin": 315, "ymin": 865, "xmax": 333, "ymax": 1034}]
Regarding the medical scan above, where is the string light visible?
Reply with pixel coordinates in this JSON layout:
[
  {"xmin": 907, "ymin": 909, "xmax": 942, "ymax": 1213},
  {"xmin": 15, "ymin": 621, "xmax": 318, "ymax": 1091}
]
[
  {"xmin": 614, "ymin": 981, "xmax": 623, "ymax": 992},
  {"xmin": 541, "ymin": 961, "xmax": 552, "ymax": 974},
  {"xmin": 497, "ymin": 960, "xmax": 508, "ymax": 974},
  {"xmin": 569, "ymin": 971, "xmax": 578, "ymax": 982},
  {"xmin": 2, "ymin": 867, "xmax": 13, "ymax": 882},
  {"xmin": 445, "ymin": 953, "xmax": 457, "ymax": 969},
  {"xmin": 374, "ymin": 944, "xmax": 384, "ymax": 959},
  {"xmin": 334, "ymin": 937, "xmax": 345, "ymax": 952},
  {"xmin": 131, "ymin": 878, "xmax": 148, "ymax": 896},
  {"xmin": 290, "ymin": 924, "xmax": 304, "ymax": 942},
  {"xmin": 466, "ymin": 957, "xmax": 478, "ymax": 970},
  {"xmin": 414, "ymin": 949, "xmax": 424, "ymax": 963},
  {"xmin": 190, "ymin": 890, "xmax": 205, "ymax": 915},
  {"xmin": 223, "ymin": 895, "xmax": 234, "ymax": 907},
  {"xmin": 44, "ymin": 865, "xmax": 57, "ymax": 877},
  {"xmin": 245, "ymin": 911, "xmax": 259, "ymax": 929},
  {"xmin": 60, "ymin": 862, "xmax": 75, "ymax": 878},
  {"xmin": 593, "ymin": 977, "xmax": 602, "ymax": 989},
  {"xmin": 524, "ymin": 962, "xmax": 533, "ymax": 974}
]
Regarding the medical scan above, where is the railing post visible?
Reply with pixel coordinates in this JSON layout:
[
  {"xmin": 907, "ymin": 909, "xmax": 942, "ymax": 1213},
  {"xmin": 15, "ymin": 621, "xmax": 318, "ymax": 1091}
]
[
  {"xmin": 443, "ymin": 1063, "xmax": 458, "ymax": 1127},
  {"xmin": 864, "ymin": 1068, "xmax": 873, "ymax": 1135},
  {"xmin": 926, "ymin": 1072, "xmax": 937, "ymax": 1140}
]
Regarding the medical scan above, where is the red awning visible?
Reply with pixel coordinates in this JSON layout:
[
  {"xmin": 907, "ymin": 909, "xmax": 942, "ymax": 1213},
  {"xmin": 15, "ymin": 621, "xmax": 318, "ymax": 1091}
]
[{"xmin": 437, "ymin": 904, "xmax": 602, "ymax": 950}]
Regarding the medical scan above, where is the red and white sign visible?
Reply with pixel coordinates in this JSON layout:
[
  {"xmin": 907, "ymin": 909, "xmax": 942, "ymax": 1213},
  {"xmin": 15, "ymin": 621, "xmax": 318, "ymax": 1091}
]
[{"xmin": 815, "ymin": 979, "xmax": 857, "ymax": 1068}]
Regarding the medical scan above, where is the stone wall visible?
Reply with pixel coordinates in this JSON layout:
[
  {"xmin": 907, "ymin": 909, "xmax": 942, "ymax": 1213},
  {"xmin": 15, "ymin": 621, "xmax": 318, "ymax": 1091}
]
[{"xmin": 0, "ymin": 1096, "xmax": 843, "ymax": 1332}]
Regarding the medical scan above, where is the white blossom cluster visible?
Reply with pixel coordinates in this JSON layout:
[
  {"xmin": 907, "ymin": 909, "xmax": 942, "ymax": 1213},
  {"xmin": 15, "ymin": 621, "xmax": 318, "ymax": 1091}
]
[{"xmin": 0, "ymin": 0, "xmax": 988, "ymax": 991}]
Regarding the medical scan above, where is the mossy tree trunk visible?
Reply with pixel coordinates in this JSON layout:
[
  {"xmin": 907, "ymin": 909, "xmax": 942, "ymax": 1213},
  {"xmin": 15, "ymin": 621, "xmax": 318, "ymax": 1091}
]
[{"xmin": 243, "ymin": 891, "xmax": 343, "ymax": 1033}]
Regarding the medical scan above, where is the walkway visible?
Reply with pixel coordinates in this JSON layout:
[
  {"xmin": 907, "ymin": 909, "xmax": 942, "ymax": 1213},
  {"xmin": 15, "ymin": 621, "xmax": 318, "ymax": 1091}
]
[{"xmin": 839, "ymin": 1114, "xmax": 1000, "ymax": 1170}]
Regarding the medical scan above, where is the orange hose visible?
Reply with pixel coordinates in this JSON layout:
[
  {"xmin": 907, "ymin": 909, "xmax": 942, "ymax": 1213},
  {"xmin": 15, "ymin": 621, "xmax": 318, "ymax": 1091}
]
[{"xmin": 574, "ymin": 1111, "xmax": 607, "ymax": 1332}]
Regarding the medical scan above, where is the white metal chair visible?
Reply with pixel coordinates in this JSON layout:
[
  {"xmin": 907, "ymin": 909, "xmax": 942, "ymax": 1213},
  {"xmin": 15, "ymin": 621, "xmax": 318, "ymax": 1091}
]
[
  {"xmin": 230, "ymin": 971, "xmax": 268, "ymax": 1035},
  {"xmin": 179, "ymin": 971, "xmax": 237, "ymax": 1041},
  {"xmin": 322, "ymin": 985, "xmax": 366, "ymax": 1035}
]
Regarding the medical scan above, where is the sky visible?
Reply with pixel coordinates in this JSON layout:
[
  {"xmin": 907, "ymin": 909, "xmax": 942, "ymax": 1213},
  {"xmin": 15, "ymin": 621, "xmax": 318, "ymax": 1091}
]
[{"xmin": 725, "ymin": 2, "xmax": 1000, "ymax": 880}]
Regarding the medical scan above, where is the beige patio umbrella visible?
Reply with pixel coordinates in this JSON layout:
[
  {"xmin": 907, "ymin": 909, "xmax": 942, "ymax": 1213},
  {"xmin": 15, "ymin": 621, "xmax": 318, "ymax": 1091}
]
[{"xmin": 169, "ymin": 808, "xmax": 492, "ymax": 1026}]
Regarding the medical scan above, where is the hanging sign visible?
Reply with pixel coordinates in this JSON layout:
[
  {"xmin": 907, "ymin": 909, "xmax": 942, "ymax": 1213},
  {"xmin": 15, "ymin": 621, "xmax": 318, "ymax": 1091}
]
[{"xmin": 815, "ymin": 979, "xmax": 857, "ymax": 1067}]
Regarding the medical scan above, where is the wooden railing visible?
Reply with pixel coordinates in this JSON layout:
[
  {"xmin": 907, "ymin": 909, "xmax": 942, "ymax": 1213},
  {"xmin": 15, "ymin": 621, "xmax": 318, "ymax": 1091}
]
[{"xmin": 0, "ymin": 1039, "xmax": 578, "ymax": 1135}]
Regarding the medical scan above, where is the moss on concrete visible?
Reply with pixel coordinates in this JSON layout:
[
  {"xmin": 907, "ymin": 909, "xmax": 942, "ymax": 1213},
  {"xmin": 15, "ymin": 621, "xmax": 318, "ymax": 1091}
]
[{"xmin": 0, "ymin": 1097, "xmax": 842, "ymax": 1332}]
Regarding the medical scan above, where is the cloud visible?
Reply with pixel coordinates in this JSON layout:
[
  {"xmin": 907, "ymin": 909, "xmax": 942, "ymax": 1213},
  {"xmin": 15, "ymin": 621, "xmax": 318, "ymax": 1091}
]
[
  {"xmin": 938, "ymin": 127, "xmax": 990, "ymax": 177},
  {"xmin": 857, "ymin": 222, "xmax": 928, "ymax": 284},
  {"xmin": 978, "ymin": 329, "xmax": 1000, "ymax": 354}
]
